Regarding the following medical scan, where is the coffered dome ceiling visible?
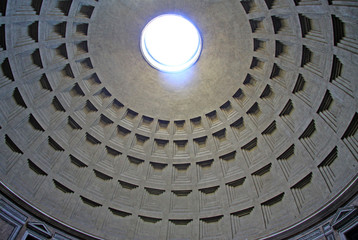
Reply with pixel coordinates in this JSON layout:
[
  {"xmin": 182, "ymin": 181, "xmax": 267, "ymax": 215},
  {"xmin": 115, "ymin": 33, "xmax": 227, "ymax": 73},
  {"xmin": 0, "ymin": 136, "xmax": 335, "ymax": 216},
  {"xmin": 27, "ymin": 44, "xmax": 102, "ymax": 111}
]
[{"xmin": 0, "ymin": 0, "xmax": 357, "ymax": 239}]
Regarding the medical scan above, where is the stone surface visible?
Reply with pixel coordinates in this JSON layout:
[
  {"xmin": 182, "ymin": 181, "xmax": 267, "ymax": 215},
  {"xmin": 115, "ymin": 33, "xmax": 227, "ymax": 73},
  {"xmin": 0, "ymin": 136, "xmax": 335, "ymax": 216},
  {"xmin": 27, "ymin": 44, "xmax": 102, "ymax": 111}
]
[{"xmin": 0, "ymin": 0, "xmax": 357, "ymax": 239}]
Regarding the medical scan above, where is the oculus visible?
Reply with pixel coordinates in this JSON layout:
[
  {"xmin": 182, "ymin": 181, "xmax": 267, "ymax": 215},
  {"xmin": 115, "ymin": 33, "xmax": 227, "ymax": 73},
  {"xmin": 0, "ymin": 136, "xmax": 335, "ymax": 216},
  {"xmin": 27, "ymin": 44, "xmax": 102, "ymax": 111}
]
[{"xmin": 140, "ymin": 14, "xmax": 202, "ymax": 72}]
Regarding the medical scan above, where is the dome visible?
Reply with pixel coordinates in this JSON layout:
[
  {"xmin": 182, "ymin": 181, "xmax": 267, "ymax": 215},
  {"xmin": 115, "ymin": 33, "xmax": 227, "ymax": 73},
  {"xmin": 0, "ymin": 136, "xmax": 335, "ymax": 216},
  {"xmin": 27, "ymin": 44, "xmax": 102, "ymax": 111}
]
[{"xmin": 0, "ymin": 0, "xmax": 357, "ymax": 239}]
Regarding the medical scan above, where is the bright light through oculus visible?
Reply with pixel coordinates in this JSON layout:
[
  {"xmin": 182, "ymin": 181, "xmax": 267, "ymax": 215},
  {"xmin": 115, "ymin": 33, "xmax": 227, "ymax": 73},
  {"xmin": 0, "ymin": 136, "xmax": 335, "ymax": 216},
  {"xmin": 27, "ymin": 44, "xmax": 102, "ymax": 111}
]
[{"xmin": 141, "ymin": 14, "xmax": 202, "ymax": 72}]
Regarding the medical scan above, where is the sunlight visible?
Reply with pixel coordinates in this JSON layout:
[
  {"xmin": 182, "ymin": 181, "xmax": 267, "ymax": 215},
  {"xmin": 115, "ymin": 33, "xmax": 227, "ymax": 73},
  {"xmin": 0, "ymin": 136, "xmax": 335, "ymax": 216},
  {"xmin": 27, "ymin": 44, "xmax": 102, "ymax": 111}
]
[{"xmin": 141, "ymin": 14, "xmax": 202, "ymax": 73}]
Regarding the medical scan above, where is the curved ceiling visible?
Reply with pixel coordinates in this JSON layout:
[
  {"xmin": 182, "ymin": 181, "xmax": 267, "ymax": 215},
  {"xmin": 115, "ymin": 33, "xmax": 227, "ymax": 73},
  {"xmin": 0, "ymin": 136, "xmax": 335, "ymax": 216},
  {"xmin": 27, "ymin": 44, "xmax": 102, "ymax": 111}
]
[
  {"xmin": 90, "ymin": 0, "xmax": 252, "ymax": 118},
  {"xmin": 0, "ymin": 0, "xmax": 357, "ymax": 240}
]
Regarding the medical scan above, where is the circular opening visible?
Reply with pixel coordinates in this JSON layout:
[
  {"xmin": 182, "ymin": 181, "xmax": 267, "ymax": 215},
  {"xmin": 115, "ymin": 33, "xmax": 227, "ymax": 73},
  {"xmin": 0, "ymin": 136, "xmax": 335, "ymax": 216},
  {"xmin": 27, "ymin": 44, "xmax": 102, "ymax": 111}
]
[{"xmin": 141, "ymin": 14, "xmax": 202, "ymax": 73}]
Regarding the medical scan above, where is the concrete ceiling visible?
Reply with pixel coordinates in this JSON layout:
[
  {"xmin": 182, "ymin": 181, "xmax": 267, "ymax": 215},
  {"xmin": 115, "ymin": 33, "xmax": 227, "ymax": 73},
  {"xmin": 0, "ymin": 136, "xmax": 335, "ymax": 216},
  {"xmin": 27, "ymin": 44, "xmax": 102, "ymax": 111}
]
[{"xmin": 0, "ymin": 0, "xmax": 357, "ymax": 239}]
